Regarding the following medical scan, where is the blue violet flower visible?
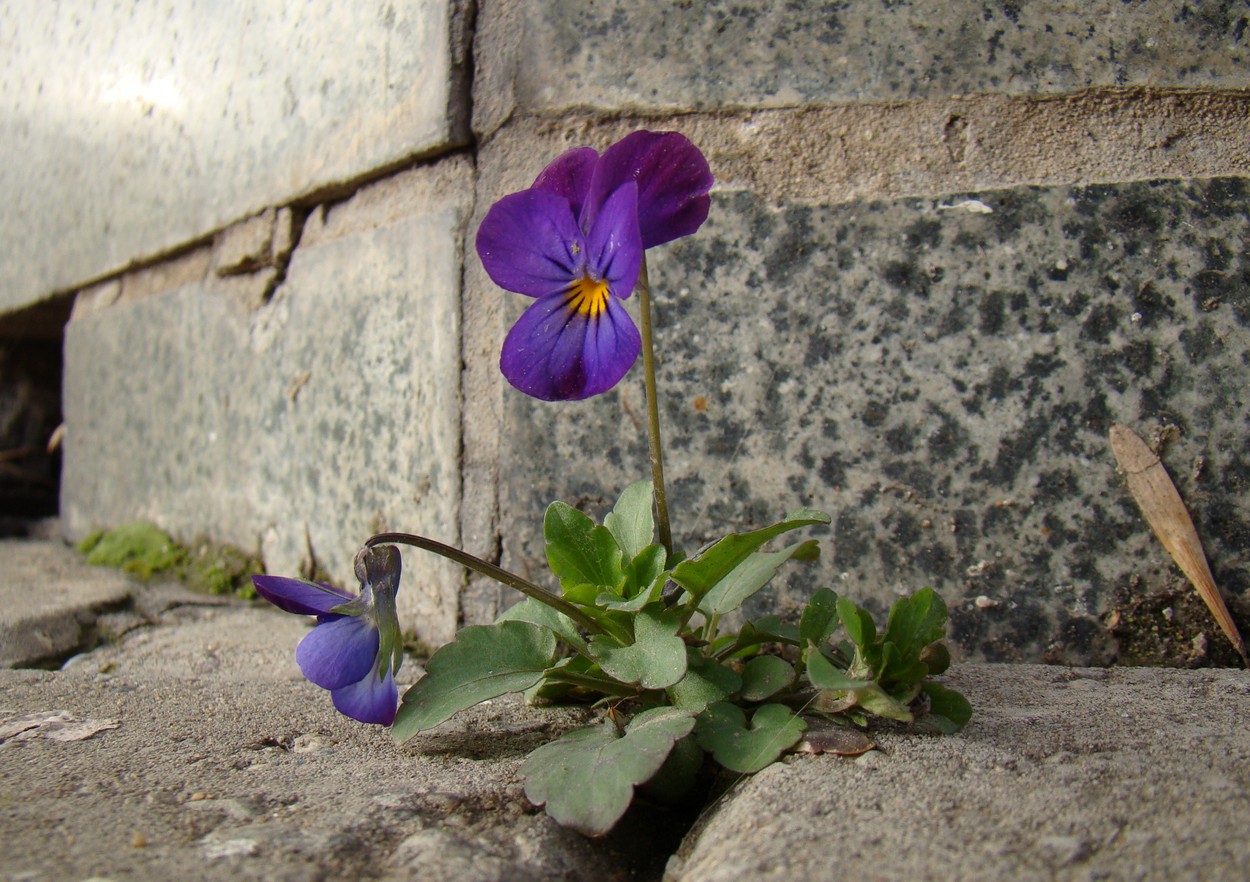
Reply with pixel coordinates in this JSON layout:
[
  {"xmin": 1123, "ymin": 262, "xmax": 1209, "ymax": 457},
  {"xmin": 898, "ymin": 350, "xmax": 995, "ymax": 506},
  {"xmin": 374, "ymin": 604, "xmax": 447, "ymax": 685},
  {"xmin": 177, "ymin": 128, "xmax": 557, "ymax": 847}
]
[
  {"xmin": 476, "ymin": 130, "xmax": 713, "ymax": 401},
  {"xmin": 252, "ymin": 545, "xmax": 404, "ymax": 725}
]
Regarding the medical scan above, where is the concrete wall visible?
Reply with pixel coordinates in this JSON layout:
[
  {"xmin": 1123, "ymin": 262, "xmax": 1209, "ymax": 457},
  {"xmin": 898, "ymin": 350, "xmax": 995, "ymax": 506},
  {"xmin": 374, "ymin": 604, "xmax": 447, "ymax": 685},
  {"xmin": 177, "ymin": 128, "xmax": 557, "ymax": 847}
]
[{"xmin": 3, "ymin": 1, "xmax": 1248, "ymax": 659}]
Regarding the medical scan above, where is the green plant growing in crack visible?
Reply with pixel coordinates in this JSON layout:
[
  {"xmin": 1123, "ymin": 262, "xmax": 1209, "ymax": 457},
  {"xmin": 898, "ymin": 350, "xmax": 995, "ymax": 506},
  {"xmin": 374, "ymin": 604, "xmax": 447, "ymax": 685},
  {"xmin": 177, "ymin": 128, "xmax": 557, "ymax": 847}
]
[{"xmin": 253, "ymin": 131, "xmax": 971, "ymax": 836}]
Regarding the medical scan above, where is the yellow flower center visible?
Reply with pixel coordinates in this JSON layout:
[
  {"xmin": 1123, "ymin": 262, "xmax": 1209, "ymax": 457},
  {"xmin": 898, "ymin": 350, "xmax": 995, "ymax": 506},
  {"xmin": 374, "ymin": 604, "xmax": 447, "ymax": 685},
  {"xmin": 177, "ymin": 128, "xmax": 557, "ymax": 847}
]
[{"xmin": 566, "ymin": 275, "xmax": 610, "ymax": 318}]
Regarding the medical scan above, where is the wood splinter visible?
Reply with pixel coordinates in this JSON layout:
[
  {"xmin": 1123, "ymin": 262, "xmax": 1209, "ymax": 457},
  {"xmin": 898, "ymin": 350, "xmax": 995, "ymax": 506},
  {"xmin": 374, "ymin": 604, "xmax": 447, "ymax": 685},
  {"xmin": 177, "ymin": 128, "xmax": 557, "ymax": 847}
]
[{"xmin": 1109, "ymin": 424, "xmax": 1248, "ymax": 668}]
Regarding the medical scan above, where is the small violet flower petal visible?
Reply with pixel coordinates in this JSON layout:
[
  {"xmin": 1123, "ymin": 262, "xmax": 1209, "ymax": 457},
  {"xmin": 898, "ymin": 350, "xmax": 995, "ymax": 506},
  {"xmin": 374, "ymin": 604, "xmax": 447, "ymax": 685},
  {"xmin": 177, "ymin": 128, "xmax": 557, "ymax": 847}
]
[
  {"xmin": 531, "ymin": 146, "xmax": 598, "ymax": 220},
  {"xmin": 586, "ymin": 130, "xmax": 713, "ymax": 249},
  {"xmin": 251, "ymin": 575, "xmax": 355, "ymax": 616},
  {"xmin": 295, "ymin": 614, "xmax": 380, "ymax": 691},
  {"xmin": 476, "ymin": 189, "xmax": 585, "ymax": 298},
  {"xmin": 331, "ymin": 666, "xmax": 398, "ymax": 726}
]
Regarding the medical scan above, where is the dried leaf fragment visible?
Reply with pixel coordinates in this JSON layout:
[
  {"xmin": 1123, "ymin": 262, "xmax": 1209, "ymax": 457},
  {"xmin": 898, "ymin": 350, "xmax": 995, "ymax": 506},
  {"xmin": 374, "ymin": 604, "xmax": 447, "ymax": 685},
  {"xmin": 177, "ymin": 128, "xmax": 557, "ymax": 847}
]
[
  {"xmin": 795, "ymin": 719, "xmax": 875, "ymax": 756},
  {"xmin": 1109, "ymin": 424, "xmax": 1248, "ymax": 667}
]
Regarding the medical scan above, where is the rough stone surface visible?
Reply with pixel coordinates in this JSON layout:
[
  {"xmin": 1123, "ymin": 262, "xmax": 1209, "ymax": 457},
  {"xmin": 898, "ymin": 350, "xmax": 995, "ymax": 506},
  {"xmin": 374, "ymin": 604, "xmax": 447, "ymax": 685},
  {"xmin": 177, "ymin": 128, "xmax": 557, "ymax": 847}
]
[
  {"xmin": 490, "ymin": 177, "xmax": 1250, "ymax": 663},
  {"xmin": 60, "ymin": 160, "xmax": 472, "ymax": 644},
  {"xmin": 666, "ymin": 665, "xmax": 1250, "ymax": 882},
  {"xmin": 0, "ymin": 603, "xmax": 643, "ymax": 882},
  {"xmin": 2, "ymin": 540, "xmax": 1247, "ymax": 882},
  {"xmin": 1, "ymin": 0, "xmax": 471, "ymax": 313},
  {"xmin": 475, "ymin": 0, "xmax": 1250, "ymax": 133},
  {"xmin": 0, "ymin": 540, "xmax": 133, "ymax": 667}
]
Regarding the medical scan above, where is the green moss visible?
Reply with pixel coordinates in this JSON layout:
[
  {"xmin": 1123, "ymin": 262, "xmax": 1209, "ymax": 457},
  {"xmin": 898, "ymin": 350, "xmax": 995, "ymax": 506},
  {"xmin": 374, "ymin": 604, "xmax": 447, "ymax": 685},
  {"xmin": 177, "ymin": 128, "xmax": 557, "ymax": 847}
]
[
  {"xmin": 80, "ymin": 522, "xmax": 186, "ymax": 579},
  {"xmin": 184, "ymin": 540, "xmax": 264, "ymax": 599},
  {"xmin": 80, "ymin": 522, "xmax": 264, "ymax": 599}
]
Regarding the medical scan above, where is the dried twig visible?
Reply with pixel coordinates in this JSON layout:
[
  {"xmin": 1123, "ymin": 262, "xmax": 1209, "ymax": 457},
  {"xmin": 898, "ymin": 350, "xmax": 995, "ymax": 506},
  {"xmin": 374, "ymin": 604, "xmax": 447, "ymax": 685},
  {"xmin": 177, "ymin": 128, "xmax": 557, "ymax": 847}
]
[{"xmin": 1109, "ymin": 424, "xmax": 1248, "ymax": 667}]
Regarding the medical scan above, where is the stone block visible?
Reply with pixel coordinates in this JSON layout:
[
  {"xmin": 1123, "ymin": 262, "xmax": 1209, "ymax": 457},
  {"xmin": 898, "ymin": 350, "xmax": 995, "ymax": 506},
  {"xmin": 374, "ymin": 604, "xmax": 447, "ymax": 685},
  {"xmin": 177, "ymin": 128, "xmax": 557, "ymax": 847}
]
[
  {"xmin": 476, "ymin": 0, "xmax": 1250, "ymax": 132},
  {"xmin": 1, "ymin": 0, "xmax": 471, "ymax": 314},
  {"xmin": 483, "ymin": 175, "xmax": 1250, "ymax": 663},
  {"xmin": 61, "ymin": 159, "xmax": 472, "ymax": 643},
  {"xmin": 668, "ymin": 665, "xmax": 1250, "ymax": 882}
]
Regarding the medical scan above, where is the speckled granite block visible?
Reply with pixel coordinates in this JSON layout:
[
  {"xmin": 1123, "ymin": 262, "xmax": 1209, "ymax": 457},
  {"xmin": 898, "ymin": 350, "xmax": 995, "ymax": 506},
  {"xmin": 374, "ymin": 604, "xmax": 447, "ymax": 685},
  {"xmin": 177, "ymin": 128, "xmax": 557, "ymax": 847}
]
[
  {"xmin": 496, "ymin": 177, "xmax": 1250, "ymax": 664},
  {"xmin": 477, "ymin": 0, "xmax": 1250, "ymax": 129},
  {"xmin": 61, "ymin": 161, "xmax": 471, "ymax": 644}
]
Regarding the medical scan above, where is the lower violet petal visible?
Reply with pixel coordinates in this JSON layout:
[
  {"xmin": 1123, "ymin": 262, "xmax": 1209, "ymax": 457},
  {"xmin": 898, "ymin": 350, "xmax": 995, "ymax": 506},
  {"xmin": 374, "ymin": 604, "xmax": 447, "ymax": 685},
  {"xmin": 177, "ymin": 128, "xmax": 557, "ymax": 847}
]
[
  {"xmin": 581, "ymin": 298, "xmax": 642, "ymax": 398},
  {"xmin": 501, "ymin": 295, "xmax": 589, "ymax": 400},
  {"xmin": 295, "ymin": 615, "xmax": 380, "ymax": 690},
  {"xmin": 331, "ymin": 667, "xmax": 398, "ymax": 726}
]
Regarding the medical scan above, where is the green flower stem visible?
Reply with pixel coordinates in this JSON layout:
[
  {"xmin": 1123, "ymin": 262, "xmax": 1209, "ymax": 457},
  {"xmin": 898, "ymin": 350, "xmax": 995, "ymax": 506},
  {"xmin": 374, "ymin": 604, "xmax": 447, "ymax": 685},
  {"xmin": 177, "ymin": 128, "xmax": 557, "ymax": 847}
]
[
  {"xmin": 364, "ymin": 532, "xmax": 607, "ymax": 636},
  {"xmin": 636, "ymin": 256, "xmax": 673, "ymax": 558},
  {"xmin": 703, "ymin": 612, "xmax": 721, "ymax": 644}
]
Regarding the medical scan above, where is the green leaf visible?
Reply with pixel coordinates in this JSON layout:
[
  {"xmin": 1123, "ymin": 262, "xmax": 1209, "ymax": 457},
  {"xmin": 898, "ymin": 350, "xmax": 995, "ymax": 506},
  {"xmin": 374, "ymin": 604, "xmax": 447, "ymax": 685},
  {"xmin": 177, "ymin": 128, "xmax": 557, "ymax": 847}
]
[
  {"xmin": 850, "ymin": 682, "xmax": 914, "ymax": 722},
  {"xmin": 717, "ymin": 616, "xmax": 801, "ymax": 659},
  {"xmin": 670, "ymin": 510, "xmax": 830, "ymax": 601},
  {"xmin": 603, "ymin": 480, "xmax": 655, "ymax": 562},
  {"xmin": 638, "ymin": 734, "xmax": 705, "ymax": 804},
  {"xmin": 698, "ymin": 539, "xmax": 821, "ymax": 616},
  {"xmin": 597, "ymin": 544, "xmax": 668, "ymax": 611},
  {"xmin": 921, "ymin": 682, "xmax": 973, "ymax": 733},
  {"xmin": 884, "ymin": 588, "xmax": 948, "ymax": 660},
  {"xmin": 695, "ymin": 702, "xmax": 807, "ymax": 773},
  {"xmin": 805, "ymin": 649, "xmax": 873, "ymax": 691},
  {"xmin": 884, "ymin": 655, "xmax": 930, "ymax": 688},
  {"xmin": 668, "ymin": 651, "xmax": 743, "ymax": 712},
  {"xmin": 561, "ymin": 582, "xmax": 604, "ymax": 606},
  {"xmin": 393, "ymin": 622, "xmax": 556, "ymax": 741},
  {"xmin": 544, "ymin": 502, "xmax": 625, "ymax": 594},
  {"xmin": 522, "ymin": 707, "xmax": 696, "ymax": 836},
  {"xmin": 748, "ymin": 615, "xmax": 801, "ymax": 644},
  {"xmin": 837, "ymin": 596, "xmax": 877, "ymax": 651},
  {"xmin": 799, "ymin": 587, "xmax": 840, "ymax": 648},
  {"xmin": 526, "ymin": 655, "xmax": 594, "ymax": 703},
  {"xmin": 739, "ymin": 655, "xmax": 795, "ymax": 701},
  {"xmin": 590, "ymin": 607, "xmax": 687, "ymax": 689},
  {"xmin": 496, "ymin": 596, "xmax": 587, "ymax": 654},
  {"xmin": 920, "ymin": 641, "xmax": 952, "ymax": 676}
]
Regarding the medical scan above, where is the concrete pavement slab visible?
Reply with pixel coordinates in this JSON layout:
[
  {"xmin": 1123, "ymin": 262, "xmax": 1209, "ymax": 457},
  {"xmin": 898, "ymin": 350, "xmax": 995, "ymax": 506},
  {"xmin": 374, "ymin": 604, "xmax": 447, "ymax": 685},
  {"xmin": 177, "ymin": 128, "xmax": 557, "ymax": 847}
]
[
  {"xmin": 667, "ymin": 664, "xmax": 1250, "ymax": 882},
  {"xmin": 0, "ymin": 540, "xmax": 133, "ymax": 668}
]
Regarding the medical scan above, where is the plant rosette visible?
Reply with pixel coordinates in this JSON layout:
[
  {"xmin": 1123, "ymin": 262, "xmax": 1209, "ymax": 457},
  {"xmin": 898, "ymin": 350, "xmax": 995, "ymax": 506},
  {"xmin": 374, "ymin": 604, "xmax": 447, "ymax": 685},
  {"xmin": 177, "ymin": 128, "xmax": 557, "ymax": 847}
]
[{"xmin": 254, "ymin": 131, "xmax": 971, "ymax": 837}]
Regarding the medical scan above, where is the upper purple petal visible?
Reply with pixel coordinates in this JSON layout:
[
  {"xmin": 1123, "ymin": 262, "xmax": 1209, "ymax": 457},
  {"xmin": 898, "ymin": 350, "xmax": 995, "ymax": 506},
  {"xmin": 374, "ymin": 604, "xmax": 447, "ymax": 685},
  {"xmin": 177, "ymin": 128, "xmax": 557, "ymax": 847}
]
[
  {"xmin": 584, "ymin": 181, "xmax": 643, "ymax": 300},
  {"xmin": 252, "ymin": 575, "xmax": 355, "ymax": 616},
  {"xmin": 585, "ymin": 131, "xmax": 713, "ymax": 249},
  {"xmin": 331, "ymin": 667, "xmax": 398, "ymax": 725},
  {"xmin": 476, "ymin": 189, "xmax": 586, "ymax": 298},
  {"xmin": 295, "ymin": 615, "xmax": 380, "ymax": 690},
  {"xmin": 532, "ymin": 147, "xmax": 599, "ymax": 220}
]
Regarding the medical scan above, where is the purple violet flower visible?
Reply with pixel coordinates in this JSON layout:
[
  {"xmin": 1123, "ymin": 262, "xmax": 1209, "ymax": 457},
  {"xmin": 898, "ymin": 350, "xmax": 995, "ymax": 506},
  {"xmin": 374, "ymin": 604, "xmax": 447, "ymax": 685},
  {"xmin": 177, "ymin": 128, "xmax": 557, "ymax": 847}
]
[
  {"xmin": 252, "ymin": 545, "xmax": 404, "ymax": 725},
  {"xmin": 476, "ymin": 130, "xmax": 713, "ymax": 401}
]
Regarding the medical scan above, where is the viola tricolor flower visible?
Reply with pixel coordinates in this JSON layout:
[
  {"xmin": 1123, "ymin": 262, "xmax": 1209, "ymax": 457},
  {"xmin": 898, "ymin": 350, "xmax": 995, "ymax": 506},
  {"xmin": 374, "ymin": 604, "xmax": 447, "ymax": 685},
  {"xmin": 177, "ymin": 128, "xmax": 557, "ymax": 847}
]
[
  {"xmin": 252, "ymin": 545, "xmax": 404, "ymax": 725},
  {"xmin": 476, "ymin": 130, "xmax": 713, "ymax": 401}
]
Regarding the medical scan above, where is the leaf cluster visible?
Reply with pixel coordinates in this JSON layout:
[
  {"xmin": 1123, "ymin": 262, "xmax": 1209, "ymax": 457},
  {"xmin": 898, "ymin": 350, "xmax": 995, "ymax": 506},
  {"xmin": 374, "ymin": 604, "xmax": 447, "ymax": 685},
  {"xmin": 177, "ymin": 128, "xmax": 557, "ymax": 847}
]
[{"xmin": 392, "ymin": 482, "xmax": 970, "ymax": 836}]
